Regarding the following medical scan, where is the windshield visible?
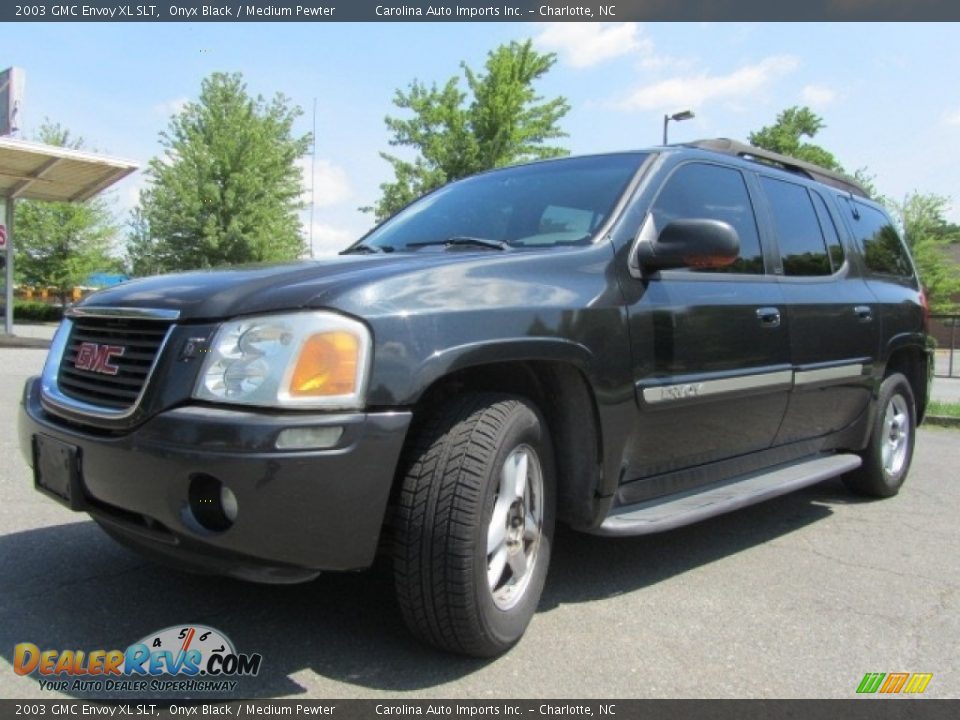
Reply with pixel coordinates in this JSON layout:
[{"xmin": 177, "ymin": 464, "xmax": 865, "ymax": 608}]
[{"xmin": 356, "ymin": 153, "xmax": 647, "ymax": 252}]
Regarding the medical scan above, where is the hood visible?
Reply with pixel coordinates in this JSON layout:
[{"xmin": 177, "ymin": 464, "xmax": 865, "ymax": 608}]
[{"xmin": 76, "ymin": 254, "xmax": 477, "ymax": 321}]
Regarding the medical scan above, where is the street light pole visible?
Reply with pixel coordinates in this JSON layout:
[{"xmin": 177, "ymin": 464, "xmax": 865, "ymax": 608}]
[{"xmin": 663, "ymin": 110, "xmax": 695, "ymax": 145}]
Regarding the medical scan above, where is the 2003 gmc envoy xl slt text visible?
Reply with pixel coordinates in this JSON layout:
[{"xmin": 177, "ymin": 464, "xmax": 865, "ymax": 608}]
[{"xmin": 20, "ymin": 139, "xmax": 932, "ymax": 657}]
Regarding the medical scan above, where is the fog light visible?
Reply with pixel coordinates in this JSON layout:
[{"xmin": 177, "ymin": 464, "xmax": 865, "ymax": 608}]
[
  {"xmin": 220, "ymin": 486, "xmax": 239, "ymax": 523},
  {"xmin": 275, "ymin": 426, "xmax": 343, "ymax": 450},
  {"xmin": 187, "ymin": 474, "xmax": 235, "ymax": 532}
]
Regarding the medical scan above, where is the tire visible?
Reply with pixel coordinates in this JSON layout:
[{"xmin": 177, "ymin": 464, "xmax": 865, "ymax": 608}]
[
  {"xmin": 844, "ymin": 372, "xmax": 917, "ymax": 498},
  {"xmin": 391, "ymin": 393, "xmax": 555, "ymax": 657}
]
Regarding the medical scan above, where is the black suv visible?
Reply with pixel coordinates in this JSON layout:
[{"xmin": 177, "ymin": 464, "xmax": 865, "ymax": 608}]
[{"xmin": 20, "ymin": 139, "xmax": 932, "ymax": 657}]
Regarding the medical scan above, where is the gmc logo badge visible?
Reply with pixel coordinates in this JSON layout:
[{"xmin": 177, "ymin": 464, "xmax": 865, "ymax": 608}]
[{"xmin": 74, "ymin": 342, "xmax": 125, "ymax": 376}]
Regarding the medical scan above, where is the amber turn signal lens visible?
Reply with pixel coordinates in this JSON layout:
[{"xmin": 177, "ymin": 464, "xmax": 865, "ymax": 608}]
[{"xmin": 289, "ymin": 331, "xmax": 359, "ymax": 396}]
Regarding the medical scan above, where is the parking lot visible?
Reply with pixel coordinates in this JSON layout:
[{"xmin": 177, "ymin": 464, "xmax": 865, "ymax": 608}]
[{"xmin": 1, "ymin": 343, "xmax": 957, "ymax": 699}]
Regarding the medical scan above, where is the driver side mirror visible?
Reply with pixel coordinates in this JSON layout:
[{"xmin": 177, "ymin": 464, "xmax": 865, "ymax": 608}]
[{"xmin": 633, "ymin": 218, "xmax": 740, "ymax": 273}]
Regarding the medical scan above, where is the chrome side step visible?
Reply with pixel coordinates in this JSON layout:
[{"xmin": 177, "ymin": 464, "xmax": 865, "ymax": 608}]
[{"xmin": 595, "ymin": 453, "xmax": 862, "ymax": 537}]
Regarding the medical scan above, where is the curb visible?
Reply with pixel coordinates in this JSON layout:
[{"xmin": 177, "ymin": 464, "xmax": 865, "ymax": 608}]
[
  {"xmin": 924, "ymin": 415, "xmax": 960, "ymax": 429},
  {"xmin": 0, "ymin": 335, "xmax": 52, "ymax": 349}
]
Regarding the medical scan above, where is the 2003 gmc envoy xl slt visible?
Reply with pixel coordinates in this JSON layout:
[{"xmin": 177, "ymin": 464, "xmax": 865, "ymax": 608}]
[{"xmin": 20, "ymin": 139, "xmax": 932, "ymax": 656}]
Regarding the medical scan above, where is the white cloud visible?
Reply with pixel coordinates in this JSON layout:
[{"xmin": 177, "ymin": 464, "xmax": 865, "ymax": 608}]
[
  {"xmin": 303, "ymin": 221, "xmax": 353, "ymax": 256},
  {"xmin": 153, "ymin": 97, "xmax": 188, "ymax": 117},
  {"xmin": 637, "ymin": 52, "xmax": 698, "ymax": 73},
  {"xmin": 535, "ymin": 22, "xmax": 698, "ymax": 76},
  {"xmin": 944, "ymin": 109, "xmax": 960, "ymax": 126},
  {"xmin": 617, "ymin": 55, "xmax": 800, "ymax": 112},
  {"xmin": 534, "ymin": 23, "xmax": 647, "ymax": 68},
  {"xmin": 97, "ymin": 172, "xmax": 145, "ymax": 223},
  {"xmin": 119, "ymin": 173, "xmax": 145, "ymax": 213},
  {"xmin": 801, "ymin": 84, "xmax": 837, "ymax": 108},
  {"xmin": 297, "ymin": 157, "xmax": 352, "ymax": 207}
]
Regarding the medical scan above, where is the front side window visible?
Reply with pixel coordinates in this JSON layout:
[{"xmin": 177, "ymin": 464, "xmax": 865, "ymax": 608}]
[
  {"xmin": 650, "ymin": 163, "xmax": 764, "ymax": 274},
  {"xmin": 760, "ymin": 176, "xmax": 832, "ymax": 277},
  {"xmin": 358, "ymin": 154, "xmax": 646, "ymax": 251}
]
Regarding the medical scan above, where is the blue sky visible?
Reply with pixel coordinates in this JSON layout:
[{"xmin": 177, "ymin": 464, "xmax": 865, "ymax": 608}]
[{"xmin": 5, "ymin": 22, "xmax": 960, "ymax": 255}]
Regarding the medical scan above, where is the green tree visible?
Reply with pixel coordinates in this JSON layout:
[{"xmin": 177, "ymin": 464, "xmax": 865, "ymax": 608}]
[
  {"xmin": 892, "ymin": 192, "xmax": 960, "ymax": 312},
  {"xmin": 749, "ymin": 108, "xmax": 960, "ymax": 308},
  {"xmin": 748, "ymin": 106, "xmax": 843, "ymax": 171},
  {"xmin": 137, "ymin": 72, "xmax": 310, "ymax": 271},
  {"xmin": 369, "ymin": 40, "xmax": 570, "ymax": 221},
  {"xmin": 852, "ymin": 167, "xmax": 882, "ymax": 202},
  {"xmin": 124, "ymin": 206, "xmax": 165, "ymax": 277},
  {"xmin": 14, "ymin": 121, "xmax": 120, "ymax": 306}
]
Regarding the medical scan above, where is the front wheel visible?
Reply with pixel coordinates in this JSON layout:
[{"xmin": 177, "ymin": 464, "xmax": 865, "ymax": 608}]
[
  {"xmin": 844, "ymin": 372, "xmax": 917, "ymax": 498},
  {"xmin": 391, "ymin": 393, "xmax": 555, "ymax": 657}
]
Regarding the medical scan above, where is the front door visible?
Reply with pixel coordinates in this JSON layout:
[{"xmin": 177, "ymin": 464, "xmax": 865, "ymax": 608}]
[{"xmin": 620, "ymin": 162, "xmax": 792, "ymax": 482}]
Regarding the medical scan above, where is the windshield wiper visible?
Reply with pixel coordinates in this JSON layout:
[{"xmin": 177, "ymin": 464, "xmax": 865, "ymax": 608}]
[
  {"xmin": 341, "ymin": 243, "xmax": 393, "ymax": 255},
  {"xmin": 406, "ymin": 236, "xmax": 510, "ymax": 251}
]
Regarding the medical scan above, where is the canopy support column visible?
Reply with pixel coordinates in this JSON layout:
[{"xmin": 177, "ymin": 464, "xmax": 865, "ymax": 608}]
[{"xmin": 2, "ymin": 195, "xmax": 12, "ymax": 335}]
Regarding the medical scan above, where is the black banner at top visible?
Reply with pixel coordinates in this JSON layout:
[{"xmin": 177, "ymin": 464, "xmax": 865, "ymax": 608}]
[{"xmin": 3, "ymin": 0, "xmax": 960, "ymax": 22}]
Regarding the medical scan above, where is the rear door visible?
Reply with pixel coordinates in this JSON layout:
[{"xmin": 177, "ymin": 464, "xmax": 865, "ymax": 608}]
[
  {"xmin": 838, "ymin": 196, "xmax": 924, "ymax": 351},
  {"xmin": 756, "ymin": 176, "xmax": 879, "ymax": 444}
]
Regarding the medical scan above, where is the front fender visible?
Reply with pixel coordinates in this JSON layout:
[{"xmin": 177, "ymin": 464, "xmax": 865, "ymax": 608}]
[{"xmin": 408, "ymin": 337, "xmax": 596, "ymax": 404}]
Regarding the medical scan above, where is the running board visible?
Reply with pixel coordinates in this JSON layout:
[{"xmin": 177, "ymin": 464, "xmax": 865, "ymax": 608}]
[{"xmin": 595, "ymin": 454, "xmax": 862, "ymax": 537}]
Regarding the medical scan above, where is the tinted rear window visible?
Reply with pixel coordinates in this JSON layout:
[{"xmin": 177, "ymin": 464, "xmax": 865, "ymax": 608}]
[
  {"xmin": 843, "ymin": 199, "xmax": 914, "ymax": 278},
  {"xmin": 810, "ymin": 191, "xmax": 845, "ymax": 272},
  {"xmin": 760, "ymin": 176, "xmax": 832, "ymax": 276}
]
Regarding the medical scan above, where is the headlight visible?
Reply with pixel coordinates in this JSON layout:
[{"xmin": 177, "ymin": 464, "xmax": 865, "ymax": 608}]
[{"xmin": 193, "ymin": 311, "xmax": 371, "ymax": 409}]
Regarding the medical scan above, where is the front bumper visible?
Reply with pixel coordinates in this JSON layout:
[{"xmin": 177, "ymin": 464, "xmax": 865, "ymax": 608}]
[{"xmin": 19, "ymin": 376, "xmax": 412, "ymax": 582}]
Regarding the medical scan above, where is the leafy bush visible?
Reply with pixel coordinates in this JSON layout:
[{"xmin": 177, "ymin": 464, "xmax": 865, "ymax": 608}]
[{"xmin": 13, "ymin": 300, "xmax": 63, "ymax": 322}]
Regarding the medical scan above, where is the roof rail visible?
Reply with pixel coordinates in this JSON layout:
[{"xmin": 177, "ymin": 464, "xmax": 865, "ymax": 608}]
[{"xmin": 685, "ymin": 138, "xmax": 870, "ymax": 198}]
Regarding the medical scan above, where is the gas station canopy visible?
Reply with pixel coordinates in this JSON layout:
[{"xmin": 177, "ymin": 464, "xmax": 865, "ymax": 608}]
[
  {"xmin": 0, "ymin": 135, "xmax": 139, "ymax": 337},
  {"xmin": 0, "ymin": 136, "xmax": 137, "ymax": 202}
]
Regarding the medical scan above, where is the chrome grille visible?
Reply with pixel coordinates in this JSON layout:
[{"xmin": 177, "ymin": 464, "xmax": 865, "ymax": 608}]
[{"xmin": 57, "ymin": 316, "xmax": 174, "ymax": 410}]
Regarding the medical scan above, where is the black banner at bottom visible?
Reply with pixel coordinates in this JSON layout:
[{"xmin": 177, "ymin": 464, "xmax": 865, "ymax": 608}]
[{"xmin": 1, "ymin": 700, "xmax": 958, "ymax": 720}]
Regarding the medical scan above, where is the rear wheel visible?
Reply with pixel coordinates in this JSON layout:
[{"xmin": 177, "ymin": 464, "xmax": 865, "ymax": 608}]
[
  {"xmin": 391, "ymin": 393, "xmax": 555, "ymax": 657},
  {"xmin": 844, "ymin": 372, "xmax": 916, "ymax": 498}
]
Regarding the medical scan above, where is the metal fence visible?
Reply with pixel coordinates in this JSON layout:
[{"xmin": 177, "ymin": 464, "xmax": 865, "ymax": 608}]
[{"xmin": 930, "ymin": 314, "xmax": 960, "ymax": 378}]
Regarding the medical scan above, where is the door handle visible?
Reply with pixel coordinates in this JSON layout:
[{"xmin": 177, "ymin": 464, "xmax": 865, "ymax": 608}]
[
  {"xmin": 854, "ymin": 305, "xmax": 873, "ymax": 322},
  {"xmin": 756, "ymin": 307, "xmax": 781, "ymax": 328}
]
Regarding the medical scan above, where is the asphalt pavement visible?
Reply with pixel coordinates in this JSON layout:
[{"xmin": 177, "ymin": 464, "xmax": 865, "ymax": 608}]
[{"xmin": 0, "ymin": 345, "xmax": 957, "ymax": 699}]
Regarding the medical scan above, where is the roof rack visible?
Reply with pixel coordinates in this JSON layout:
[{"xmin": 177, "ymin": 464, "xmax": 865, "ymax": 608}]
[{"xmin": 685, "ymin": 138, "xmax": 870, "ymax": 198}]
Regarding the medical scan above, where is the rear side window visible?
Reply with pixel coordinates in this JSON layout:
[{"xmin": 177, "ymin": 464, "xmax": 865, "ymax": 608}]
[
  {"xmin": 810, "ymin": 192, "xmax": 845, "ymax": 272},
  {"xmin": 760, "ymin": 177, "xmax": 831, "ymax": 276},
  {"xmin": 651, "ymin": 163, "xmax": 764, "ymax": 274},
  {"xmin": 845, "ymin": 200, "xmax": 913, "ymax": 277}
]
